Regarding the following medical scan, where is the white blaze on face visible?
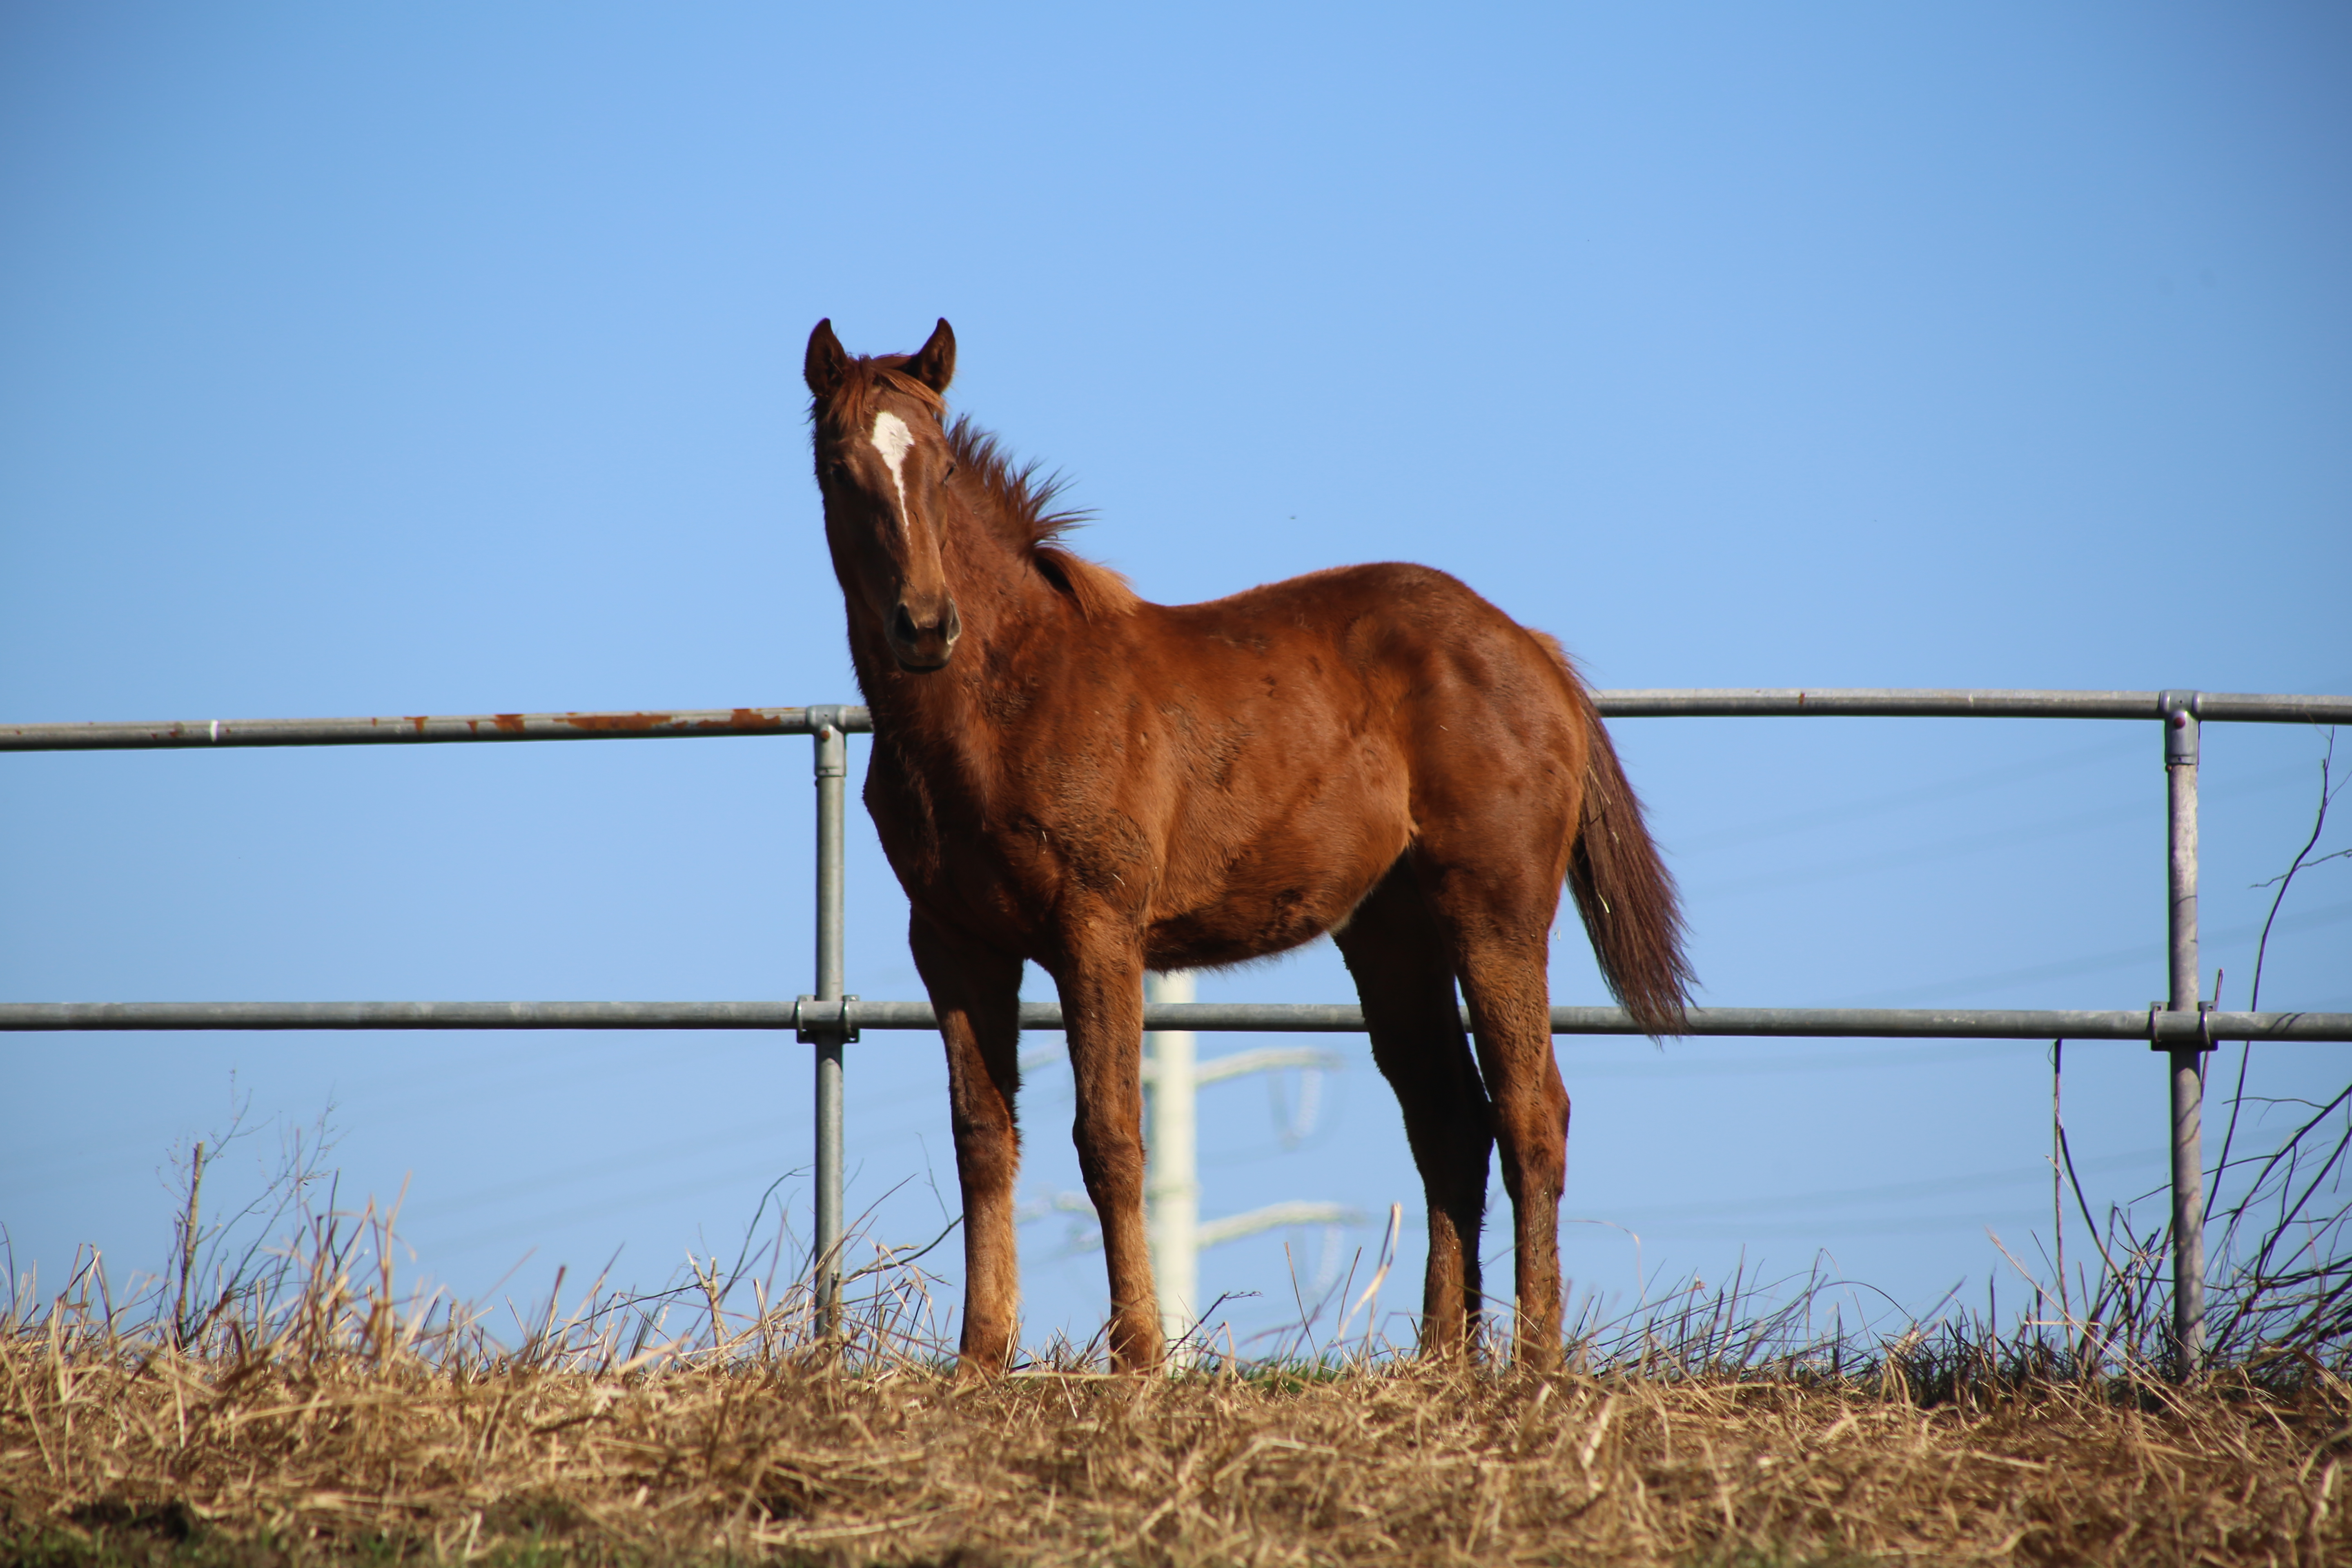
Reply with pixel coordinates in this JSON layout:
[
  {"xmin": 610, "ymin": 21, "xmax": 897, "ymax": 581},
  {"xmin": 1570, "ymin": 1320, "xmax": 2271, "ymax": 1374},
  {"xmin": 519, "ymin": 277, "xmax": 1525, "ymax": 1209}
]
[{"xmin": 870, "ymin": 410, "xmax": 915, "ymax": 529}]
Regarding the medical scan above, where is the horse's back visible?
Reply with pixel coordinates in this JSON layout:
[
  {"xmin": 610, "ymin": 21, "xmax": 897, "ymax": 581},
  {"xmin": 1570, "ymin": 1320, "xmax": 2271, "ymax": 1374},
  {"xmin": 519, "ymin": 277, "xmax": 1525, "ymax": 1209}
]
[
  {"xmin": 1132, "ymin": 561, "xmax": 1588, "ymax": 966},
  {"xmin": 1154, "ymin": 560, "xmax": 1584, "ymax": 751}
]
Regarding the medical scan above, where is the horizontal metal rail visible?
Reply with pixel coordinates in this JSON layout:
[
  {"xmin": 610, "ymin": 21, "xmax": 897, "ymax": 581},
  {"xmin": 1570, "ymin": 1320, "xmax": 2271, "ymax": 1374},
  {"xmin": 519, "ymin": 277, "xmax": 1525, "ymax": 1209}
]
[
  {"xmin": 1593, "ymin": 689, "xmax": 2352, "ymax": 723},
  {"xmin": 6, "ymin": 689, "xmax": 2346, "ymax": 752},
  {"xmin": 6, "ymin": 1000, "xmax": 2347, "ymax": 1043},
  {"xmin": 0, "ymin": 706, "xmax": 876, "ymax": 751}
]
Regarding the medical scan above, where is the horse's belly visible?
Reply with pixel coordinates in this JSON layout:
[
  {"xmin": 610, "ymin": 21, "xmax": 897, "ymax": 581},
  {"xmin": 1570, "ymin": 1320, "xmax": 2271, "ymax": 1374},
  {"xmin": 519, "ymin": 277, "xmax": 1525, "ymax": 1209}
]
[{"xmin": 1148, "ymin": 798, "xmax": 1411, "ymax": 969}]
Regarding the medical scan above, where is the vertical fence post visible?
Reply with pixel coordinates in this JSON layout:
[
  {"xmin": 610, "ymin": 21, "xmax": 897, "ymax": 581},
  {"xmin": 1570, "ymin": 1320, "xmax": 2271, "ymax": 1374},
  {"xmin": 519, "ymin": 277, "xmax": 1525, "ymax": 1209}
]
[
  {"xmin": 804, "ymin": 708, "xmax": 851, "ymax": 1335},
  {"xmin": 2160, "ymin": 690, "xmax": 2207, "ymax": 1376},
  {"xmin": 1145, "ymin": 970, "xmax": 1200, "ymax": 1356}
]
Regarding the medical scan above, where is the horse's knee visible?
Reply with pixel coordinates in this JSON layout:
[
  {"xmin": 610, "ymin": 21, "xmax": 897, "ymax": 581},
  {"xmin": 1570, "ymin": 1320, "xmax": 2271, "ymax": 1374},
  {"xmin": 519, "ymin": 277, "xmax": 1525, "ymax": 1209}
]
[
  {"xmin": 1074, "ymin": 1138, "xmax": 1144, "ymax": 1198},
  {"xmin": 952, "ymin": 1111, "xmax": 1021, "ymax": 1194},
  {"xmin": 1071, "ymin": 1114, "xmax": 1145, "ymax": 1201}
]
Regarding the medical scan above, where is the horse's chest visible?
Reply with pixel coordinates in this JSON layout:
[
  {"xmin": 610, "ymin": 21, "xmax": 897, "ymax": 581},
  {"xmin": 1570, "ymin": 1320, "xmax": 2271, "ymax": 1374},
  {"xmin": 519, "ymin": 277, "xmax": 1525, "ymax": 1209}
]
[{"xmin": 864, "ymin": 755, "xmax": 1141, "ymax": 939}]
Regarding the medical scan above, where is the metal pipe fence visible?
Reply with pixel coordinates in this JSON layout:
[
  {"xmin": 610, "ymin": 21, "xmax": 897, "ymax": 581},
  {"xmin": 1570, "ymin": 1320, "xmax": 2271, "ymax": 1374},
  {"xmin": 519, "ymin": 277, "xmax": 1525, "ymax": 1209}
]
[
  {"xmin": 6, "ymin": 1000, "xmax": 2346, "ymax": 1041},
  {"xmin": 8, "ymin": 687, "xmax": 2350, "ymax": 1372},
  {"xmin": 8, "ymin": 690, "xmax": 2352, "ymax": 751}
]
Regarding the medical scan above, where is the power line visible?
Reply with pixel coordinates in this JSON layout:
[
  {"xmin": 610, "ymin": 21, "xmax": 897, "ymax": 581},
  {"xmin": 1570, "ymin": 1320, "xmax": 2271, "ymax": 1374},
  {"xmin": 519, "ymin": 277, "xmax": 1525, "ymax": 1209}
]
[
  {"xmin": 1829, "ymin": 897, "xmax": 2352, "ymax": 1006},
  {"xmin": 1671, "ymin": 732, "xmax": 2138, "ymax": 854},
  {"xmin": 1687, "ymin": 759, "xmax": 2314, "ymax": 901},
  {"xmin": 1583, "ymin": 1146, "xmax": 2159, "ymax": 1227}
]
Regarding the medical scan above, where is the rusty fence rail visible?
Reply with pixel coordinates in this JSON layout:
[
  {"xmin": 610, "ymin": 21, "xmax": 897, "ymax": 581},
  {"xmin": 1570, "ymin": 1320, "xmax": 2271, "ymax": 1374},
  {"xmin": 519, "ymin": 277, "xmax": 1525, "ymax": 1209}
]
[
  {"xmin": 8, "ymin": 690, "xmax": 2352, "ymax": 750},
  {"xmin": 0, "ymin": 704, "xmax": 877, "ymax": 749},
  {"xmin": 7, "ymin": 687, "xmax": 2349, "ymax": 1367}
]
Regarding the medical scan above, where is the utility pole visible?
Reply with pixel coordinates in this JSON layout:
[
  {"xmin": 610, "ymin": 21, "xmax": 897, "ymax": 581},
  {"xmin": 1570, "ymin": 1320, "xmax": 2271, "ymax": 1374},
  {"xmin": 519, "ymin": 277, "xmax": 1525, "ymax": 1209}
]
[
  {"xmin": 1143, "ymin": 970, "xmax": 1359, "ymax": 1352},
  {"xmin": 1145, "ymin": 969, "xmax": 1201, "ymax": 1343}
]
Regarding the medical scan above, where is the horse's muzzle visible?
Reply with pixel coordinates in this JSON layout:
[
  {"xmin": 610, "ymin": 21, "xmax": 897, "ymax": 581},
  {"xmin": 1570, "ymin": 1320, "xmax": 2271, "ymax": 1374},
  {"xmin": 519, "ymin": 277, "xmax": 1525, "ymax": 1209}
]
[{"xmin": 887, "ymin": 597, "xmax": 962, "ymax": 671}]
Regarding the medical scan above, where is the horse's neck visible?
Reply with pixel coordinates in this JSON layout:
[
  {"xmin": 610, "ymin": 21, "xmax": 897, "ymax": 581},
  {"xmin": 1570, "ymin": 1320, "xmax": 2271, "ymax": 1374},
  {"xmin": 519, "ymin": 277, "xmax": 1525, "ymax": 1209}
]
[{"xmin": 855, "ymin": 503, "xmax": 1065, "ymax": 809}]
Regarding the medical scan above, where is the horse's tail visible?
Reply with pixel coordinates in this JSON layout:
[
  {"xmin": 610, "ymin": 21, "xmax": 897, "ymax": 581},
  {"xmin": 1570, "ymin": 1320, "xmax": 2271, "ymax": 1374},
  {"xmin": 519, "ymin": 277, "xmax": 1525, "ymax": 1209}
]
[{"xmin": 1534, "ymin": 634, "xmax": 1695, "ymax": 1038}]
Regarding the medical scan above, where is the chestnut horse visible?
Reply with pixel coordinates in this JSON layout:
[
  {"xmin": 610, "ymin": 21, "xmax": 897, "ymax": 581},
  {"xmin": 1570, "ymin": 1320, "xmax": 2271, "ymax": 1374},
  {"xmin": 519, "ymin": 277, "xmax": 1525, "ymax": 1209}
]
[{"xmin": 804, "ymin": 319, "xmax": 1691, "ymax": 1373}]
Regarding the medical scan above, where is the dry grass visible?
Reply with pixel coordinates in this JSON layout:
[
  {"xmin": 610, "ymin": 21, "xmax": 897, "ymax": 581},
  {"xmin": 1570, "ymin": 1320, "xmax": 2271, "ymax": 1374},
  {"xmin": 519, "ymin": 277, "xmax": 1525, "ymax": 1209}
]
[
  {"xmin": 6, "ymin": 1332, "xmax": 2348, "ymax": 1566},
  {"xmin": 5, "ymin": 1201, "xmax": 2348, "ymax": 1568}
]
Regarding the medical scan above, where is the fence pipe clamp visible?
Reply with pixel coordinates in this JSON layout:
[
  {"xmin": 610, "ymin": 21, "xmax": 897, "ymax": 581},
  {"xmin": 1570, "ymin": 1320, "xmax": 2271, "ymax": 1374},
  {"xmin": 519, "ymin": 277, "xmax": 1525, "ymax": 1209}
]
[
  {"xmin": 2146, "ymin": 1001, "xmax": 2219, "ymax": 1052},
  {"xmin": 794, "ymin": 995, "xmax": 860, "ymax": 1045}
]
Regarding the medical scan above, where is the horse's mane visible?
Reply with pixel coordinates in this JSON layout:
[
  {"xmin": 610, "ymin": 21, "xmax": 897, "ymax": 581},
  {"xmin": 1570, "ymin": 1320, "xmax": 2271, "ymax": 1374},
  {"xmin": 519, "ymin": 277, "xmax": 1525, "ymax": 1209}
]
[
  {"xmin": 945, "ymin": 414, "xmax": 1138, "ymax": 621},
  {"xmin": 817, "ymin": 357, "xmax": 1136, "ymax": 622}
]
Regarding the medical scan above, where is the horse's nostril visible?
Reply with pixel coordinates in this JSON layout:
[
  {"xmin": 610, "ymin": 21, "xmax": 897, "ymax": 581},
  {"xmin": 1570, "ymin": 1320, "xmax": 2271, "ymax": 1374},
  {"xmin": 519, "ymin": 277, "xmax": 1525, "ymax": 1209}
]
[
  {"xmin": 891, "ymin": 604, "xmax": 920, "ymax": 646},
  {"xmin": 942, "ymin": 601, "xmax": 962, "ymax": 643}
]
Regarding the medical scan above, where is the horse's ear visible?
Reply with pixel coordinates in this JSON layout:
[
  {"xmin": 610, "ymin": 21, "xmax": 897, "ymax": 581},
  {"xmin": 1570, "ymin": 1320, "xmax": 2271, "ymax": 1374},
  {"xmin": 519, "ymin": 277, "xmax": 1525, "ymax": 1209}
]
[
  {"xmin": 906, "ymin": 318, "xmax": 956, "ymax": 394},
  {"xmin": 804, "ymin": 319, "xmax": 849, "ymax": 398}
]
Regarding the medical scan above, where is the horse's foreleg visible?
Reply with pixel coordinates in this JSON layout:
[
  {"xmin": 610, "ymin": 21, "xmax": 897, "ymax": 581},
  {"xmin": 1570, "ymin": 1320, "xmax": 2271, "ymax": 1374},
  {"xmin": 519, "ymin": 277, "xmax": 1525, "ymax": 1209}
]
[
  {"xmin": 909, "ymin": 915, "xmax": 1025, "ymax": 1377},
  {"xmin": 1053, "ymin": 935, "xmax": 1163, "ymax": 1372},
  {"xmin": 1334, "ymin": 862, "xmax": 1494, "ymax": 1360}
]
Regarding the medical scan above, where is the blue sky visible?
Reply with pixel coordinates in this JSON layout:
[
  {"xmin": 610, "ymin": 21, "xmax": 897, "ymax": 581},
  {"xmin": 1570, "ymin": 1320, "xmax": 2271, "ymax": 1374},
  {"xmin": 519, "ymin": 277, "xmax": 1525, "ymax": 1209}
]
[{"xmin": 3, "ymin": 3, "xmax": 2347, "ymax": 1354}]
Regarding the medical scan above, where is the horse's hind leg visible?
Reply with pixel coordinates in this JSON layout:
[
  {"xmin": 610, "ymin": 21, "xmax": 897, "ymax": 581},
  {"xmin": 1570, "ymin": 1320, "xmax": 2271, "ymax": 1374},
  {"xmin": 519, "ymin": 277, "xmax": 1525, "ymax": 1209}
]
[
  {"xmin": 1454, "ymin": 934, "xmax": 1570, "ymax": 1370},
  {"xmin": 1423, "ymin": 891, "xmax": 1570, "ymax": 1371},
  {"xmin": 1334, "ymin": 860, "xmax": 1495, "ymax": 1359},
  {"xmin": 909, "ymin": 914, "xmax": 1026, "ymax": 1376},
  {"xmin": 1408, "ymin": 830, "xmax": 1573, "ymax": 1370}
]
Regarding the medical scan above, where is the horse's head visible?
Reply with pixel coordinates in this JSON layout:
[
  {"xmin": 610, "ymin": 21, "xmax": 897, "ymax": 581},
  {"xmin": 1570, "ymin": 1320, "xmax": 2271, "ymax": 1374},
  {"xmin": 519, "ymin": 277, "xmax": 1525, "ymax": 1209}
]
[{"xmin": 804, "ymin": 317, "xmax": 964, "ymax": 672}]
